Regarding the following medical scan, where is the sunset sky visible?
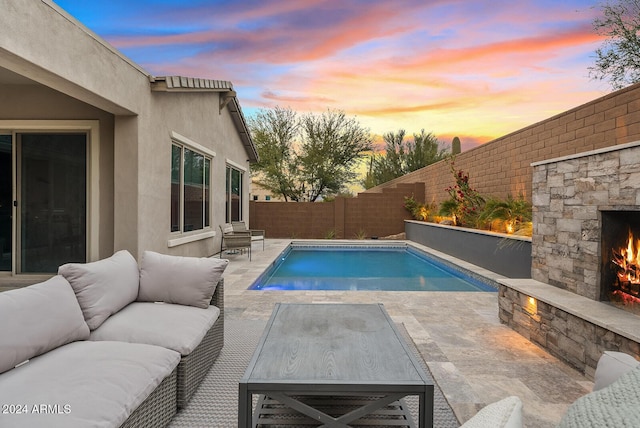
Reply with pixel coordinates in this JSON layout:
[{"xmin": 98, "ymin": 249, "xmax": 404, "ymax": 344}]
[{"xmin": 54, "ymin": 0, "xmax": 609, "ymax": 151}]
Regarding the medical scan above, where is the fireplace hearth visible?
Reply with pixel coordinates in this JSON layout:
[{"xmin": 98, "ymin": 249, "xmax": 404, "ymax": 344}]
[
  {"xmin": 601, "ymin": 210, "xmax": 640, "ymax": 315},
  {"xmin": 504, "ymin": 142, "xmax": 640, "ymax": 379}
]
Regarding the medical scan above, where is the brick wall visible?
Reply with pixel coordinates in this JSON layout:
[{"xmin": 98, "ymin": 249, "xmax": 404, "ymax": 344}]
[
  {"xmin": 365, "ymin": 82, "xmax": 640, "ymax": 205},
  {"xmin": 249, "ymin": 183, "xmax": 424, "ymax": 239}
]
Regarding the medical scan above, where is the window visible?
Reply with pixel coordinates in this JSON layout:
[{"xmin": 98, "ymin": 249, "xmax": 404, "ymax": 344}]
[
  {"xmin": 171, "ymin": 143, "xmax": 211, "ymax": 233},
  {"xmin": 225, "ymin": 165, "xmax": 243, "ymax": 222},
  {"xmin": 265, "ymin": 195, "xmax": 271, "ymax": 201},
  {"xmin": 253, "ymin": 195, "xmax": 258, "ymax": 201}
]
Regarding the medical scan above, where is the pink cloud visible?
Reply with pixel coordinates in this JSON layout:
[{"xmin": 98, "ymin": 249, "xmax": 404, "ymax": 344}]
[
  {"xmin": 355, "ymin": 101, "xmax": 468, "ymax": 116},
  {"xmin": 107, "ymin": 1, "xmax": 427, "ymax": 68},
  {"xmin": 261, "ymin": 90, "xmax": 336, "ymax": 104},
  {"xmin": 387, "ymin": 24, "xmax": 603, "ymax": 75},
  {"xmin": 101, "ymin": 0, "xmax": 607, "ymax": 145}
]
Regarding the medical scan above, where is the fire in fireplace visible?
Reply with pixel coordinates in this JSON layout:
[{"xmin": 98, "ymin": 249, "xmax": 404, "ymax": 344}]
[{"xmin": 601, "ymin": 211, "xmax": 640, "ymax": 315}]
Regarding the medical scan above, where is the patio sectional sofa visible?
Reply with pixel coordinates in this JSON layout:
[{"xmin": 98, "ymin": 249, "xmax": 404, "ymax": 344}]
[{"xmin": 0, "ymin": 250, "xmax": 228, "ymax": 428}]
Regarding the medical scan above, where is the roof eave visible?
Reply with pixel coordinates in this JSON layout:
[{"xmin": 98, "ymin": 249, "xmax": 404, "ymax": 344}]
[
  {"xmin": 150, "ymin": 76, "xmax": 234, "ymax": 92},
  {"xmin": 150, "ymin": 76, "xmax": 259, "ymax": 163},
  {"xmin": 227, "ymin": 97, "xmax": 259, "ymax": 163}
]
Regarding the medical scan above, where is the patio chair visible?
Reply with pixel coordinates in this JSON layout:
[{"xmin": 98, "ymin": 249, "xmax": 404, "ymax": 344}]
[
  {"xmin": 231, "ymin": 221, "xmax": 265, "ymax": 250},
  {"xmin": 219, "ymin": 224, "xmax": 252, "ymax": 260}
]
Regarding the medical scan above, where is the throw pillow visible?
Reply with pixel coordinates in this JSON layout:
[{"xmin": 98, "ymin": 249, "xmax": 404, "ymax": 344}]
[
  {"xmin": 58, "ymin": 250, "xmax": 140, "ymax": 330},
  {"xmin": 138, "ymin": 251, "xmax": 228, "ymax": 309},
  {"xmin": 593, "ymin": 351, "xmax": 639, "ymax": 391},
  {"xmin": 558, "ymin": 367, "xmax": 640, "ymax": 428},
  {"xmin": 460, "ymin": 396, "xmax": 522, "ymax": 428},
  {"xmin": 0, "ymin": 275, "xmax": 90, "ymax": 374}
]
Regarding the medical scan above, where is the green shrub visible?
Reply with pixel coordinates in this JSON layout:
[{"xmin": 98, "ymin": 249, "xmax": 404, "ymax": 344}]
[
  {"xmin": 404, "ymin": 195, "xmax": 431, "ymax": 221},
  {"xmin": 354, "ymin": 229, "xmax": 367, "ymax": 239},
  {"xmin": 478, "ymin": 194, "xmax": 532, "ymax": 234}
]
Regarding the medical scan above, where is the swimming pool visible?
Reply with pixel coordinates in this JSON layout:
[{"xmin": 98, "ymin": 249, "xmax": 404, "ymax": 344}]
[{"xmin": 249, "ymin": 244, "xmax": 497, "ymax": 291}]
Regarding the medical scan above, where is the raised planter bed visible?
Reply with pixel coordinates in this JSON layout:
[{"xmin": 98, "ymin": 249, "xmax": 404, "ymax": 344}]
[{"xmin": 405, "ymin": 220, "xmax": 531, "ymax": 278}]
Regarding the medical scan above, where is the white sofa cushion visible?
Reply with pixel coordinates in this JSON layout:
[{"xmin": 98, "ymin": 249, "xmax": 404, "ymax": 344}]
[
  {"xmin": 593, "ymin": 351, "xmax": 640, "ymax": 391},
  {"xmin": 58, "ymin": 250, "xmax": 139, "ymax": 330},
  {"xmin": 0, "ymin": 276, "xmax": 89, "ymax": 375},
  {"xmin": 138, "ymin": 251, "xmax": 228, "ymax": 309},
  {"xmin": 460, "ymin": 396, "xmax": 522, "ymax": 428},
  {"xmin": 558, "ymin": 366, "xmax": 640, "ymax": 428},
  {"xmin": 0, "ymin": 341, "xmax": 180, "ymax": 428},
  {"xmin": 90, "ymin": 302, "xmax": 220, "ymax": 355}
]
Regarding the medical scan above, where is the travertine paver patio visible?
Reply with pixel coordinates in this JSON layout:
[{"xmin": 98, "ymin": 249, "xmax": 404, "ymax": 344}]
[{"xmin": 222, "ymin": 239, "xmax": 594, "ymax": 428}]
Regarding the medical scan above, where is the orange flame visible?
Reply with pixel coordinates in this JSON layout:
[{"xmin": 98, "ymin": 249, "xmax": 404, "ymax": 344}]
[{"xmin": 612, "ymin": 228, "xmax": 640, "ymax": 289}]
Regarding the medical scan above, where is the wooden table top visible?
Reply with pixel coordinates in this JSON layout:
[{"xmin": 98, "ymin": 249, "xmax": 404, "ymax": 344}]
[{"xmin": 243, "ymin": 303, "xmax": 431, "ymax": 389}]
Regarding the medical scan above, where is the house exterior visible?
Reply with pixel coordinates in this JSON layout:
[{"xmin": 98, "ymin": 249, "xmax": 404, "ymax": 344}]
[
  {"xmin": 0, "ymin": 0, "xmax": 257, "ymax": 281},
  {"xmin": 250, "ymin": 180, "xmax": 285, "ymax": 202}
]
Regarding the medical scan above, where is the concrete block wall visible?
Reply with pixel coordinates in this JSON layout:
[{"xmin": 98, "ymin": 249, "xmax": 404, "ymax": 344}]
[
  {"xmin": 249, "ymin": 182, "xmax": 424, "ymax": 239},
  {"xmin": 364, "ymin": 82, "xmax": 640, "ymax": 205},
  {"xmin": 249, "ymin": 200, "xmax": 334, "ymax": 239}
]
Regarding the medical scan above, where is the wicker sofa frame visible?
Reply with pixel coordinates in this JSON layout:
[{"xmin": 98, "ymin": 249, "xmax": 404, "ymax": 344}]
[
  {"xmin": 120, "ymin": 278, "xmax": 225, "ymax": 427},
  {"xmin": 120, "ymin": 368, "xmax": 178, "ymax": 428},
  {"xmin": 176, "ymin": 278, "xmax": 225, "ymax": 408}
]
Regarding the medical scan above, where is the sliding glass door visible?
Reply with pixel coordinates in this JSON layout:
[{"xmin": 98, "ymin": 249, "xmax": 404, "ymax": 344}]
[
  {"xmin": 18, "ymin": 133, "xmax": 87, "ymax": 272},
  {"xmin": 17, "ymin": 133, "xmax": 87, "ymax": 273},
  {"xmin": 0, "ymin": 135, "xmax": 11, "ymax": 271}
]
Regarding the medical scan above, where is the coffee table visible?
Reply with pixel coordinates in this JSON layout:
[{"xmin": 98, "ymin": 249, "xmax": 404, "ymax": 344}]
[{"xmin": 238, "ymin": 303, "xmax": 434, "ymax": 427}]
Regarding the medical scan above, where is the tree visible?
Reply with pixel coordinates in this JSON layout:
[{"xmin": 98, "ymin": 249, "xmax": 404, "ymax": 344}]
[
  {"xmin": 362, "ymin": 129, "xmax": 448, "ymax": 189},
  {"xmin": 248, "ymin": 107, "xmax": 372, "ymax": 202},
  {"xmin": 363, "ymin": 130, "xmax": 406, "ymax": 187},
  {"xmin": 248, "ymin": 106, "xmax": 301, "ymax": 201},
  {"xmin": 299, "ymin": 110, "xmax": 372, "ymax": 201},
  {"xmin": 589, "ymin": 0, "xmax": 640, "ymax": 90},
  {"xmin": 405, "ymin": 130, "xmax": 449, "ymax": 172}
]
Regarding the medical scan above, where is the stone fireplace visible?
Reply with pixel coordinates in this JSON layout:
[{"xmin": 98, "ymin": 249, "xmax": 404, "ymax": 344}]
[
  {"xmin": 531, "ymin": 141, "xmax": 640, "ymax": 308},
  {"xmin": 499, "ymin": 141, "xmax": 640, "ymax": 378},
  {"xmin": 600, "ymin": 210, "xmax": 640, "ymax": 314}
]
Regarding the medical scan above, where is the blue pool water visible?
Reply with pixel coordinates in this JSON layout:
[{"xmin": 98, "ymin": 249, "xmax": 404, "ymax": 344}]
[{"xmin": 250, "ymin": 246, "xmax": 496, "ymax": 291}]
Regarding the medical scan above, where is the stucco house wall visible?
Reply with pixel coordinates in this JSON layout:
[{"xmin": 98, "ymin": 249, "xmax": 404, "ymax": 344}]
[
  {"xmin": 140, "ymin": 91, "xmax": 252, "ymax": 257},
  {"xmin": 0, "ymin": 0, "xmax": 256, "ymax": 280},
  {"xmin": 0, "ymin": 85, "xmax": 116, "ymax": 261}
]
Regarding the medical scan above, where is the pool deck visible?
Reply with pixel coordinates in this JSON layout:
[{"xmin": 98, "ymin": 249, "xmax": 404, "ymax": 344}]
[{"xmin": 223, "ymin": 239, "xmax": 593, "ymax": 428}]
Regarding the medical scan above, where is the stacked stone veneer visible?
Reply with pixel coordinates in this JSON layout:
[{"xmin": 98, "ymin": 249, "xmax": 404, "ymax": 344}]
[
  {"xmin": 531, "ymin": 141, "xmax": 640, "ymax": 297},
  {"xmin": 499, "ymin": 286, "xmax": 640, "ymax": 378},
  {"xmin": 499, "ymin": 141, "xmax": 640, "ymax": 378}
]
